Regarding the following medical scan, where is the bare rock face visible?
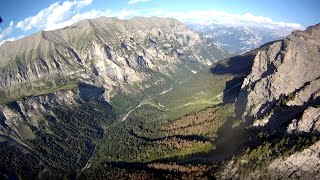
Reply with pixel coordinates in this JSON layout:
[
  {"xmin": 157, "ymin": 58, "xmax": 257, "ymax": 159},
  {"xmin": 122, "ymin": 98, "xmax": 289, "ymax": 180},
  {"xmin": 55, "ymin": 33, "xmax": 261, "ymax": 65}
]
[
  {"xmin": 236, "ymin": 24, "xmax": 320, "ymax": 127},
  {"xmin": 0, "ymin": 88, "xmax": 79, "ymax": 140},
  {"xmin": 0, "ymin": 83, "xmax": 104, "ymax": 143},
  {"xmin": 287, "ymin": 107, "xmax": 320, "ymax": 134},
  {"xmin": 225, "ymin": 24, "xmax": 320, "ymax": 179},
  {"xmin": 0, "ymin": 17, "xmax": 228, "ymax": 103},
  {"xmin": 268, "ymin": 140, "xmax": 320, "ymax": 180}
]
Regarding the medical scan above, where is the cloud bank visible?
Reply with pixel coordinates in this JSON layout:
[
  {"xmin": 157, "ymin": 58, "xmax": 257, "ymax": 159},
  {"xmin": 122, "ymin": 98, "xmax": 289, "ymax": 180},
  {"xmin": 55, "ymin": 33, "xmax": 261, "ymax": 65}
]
[
  {"xmin": 0, "ymin": 21, "xmax": 14, "ymax": 40},
  {"xmin": 128, "ymin": 0, "xmax": 152, "ymax": 5},
  {"xmin": 15, "ymin": 0, "xmax": 111, "ymax": 31},
  {"xmin": 151, "ymin": 10, "xmax": 304, "ymax": 30},
  {"xmin": 0, "ymin": 35, "xmax": 25, "ymax": 46},
  {"xmin": 10, "ymin": 1, "xmax": 307, "ymax": 32}
]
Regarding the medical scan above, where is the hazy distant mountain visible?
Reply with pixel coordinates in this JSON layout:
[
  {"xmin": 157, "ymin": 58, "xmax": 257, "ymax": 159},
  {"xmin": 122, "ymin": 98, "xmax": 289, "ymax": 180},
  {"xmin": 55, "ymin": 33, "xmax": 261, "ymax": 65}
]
[{"xmin": 188, "ymin": 23, "xmax": 291, "ymax": 54}]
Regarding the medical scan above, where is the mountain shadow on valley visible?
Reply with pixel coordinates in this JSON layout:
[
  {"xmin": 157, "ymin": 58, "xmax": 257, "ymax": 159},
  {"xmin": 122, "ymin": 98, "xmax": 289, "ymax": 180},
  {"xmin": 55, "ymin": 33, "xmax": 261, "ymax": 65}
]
[
  {"xmin": 78, "ymin": 83, "xmax": 105, "ymax": 101},
  {"xmin": 210, "ymin": 52, "xmax": 256, "ymax": 76}
]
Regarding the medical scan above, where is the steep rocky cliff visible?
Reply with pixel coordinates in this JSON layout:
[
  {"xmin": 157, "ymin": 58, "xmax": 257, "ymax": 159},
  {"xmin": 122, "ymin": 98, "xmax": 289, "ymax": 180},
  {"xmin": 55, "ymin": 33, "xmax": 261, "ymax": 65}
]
[
  {"xmin": 237, "ymin": 24, "xmax": 320, "ymax": 129},
  {"xmin": 220, "ymin": 24, "xmax": 320, "ymax": 179}
]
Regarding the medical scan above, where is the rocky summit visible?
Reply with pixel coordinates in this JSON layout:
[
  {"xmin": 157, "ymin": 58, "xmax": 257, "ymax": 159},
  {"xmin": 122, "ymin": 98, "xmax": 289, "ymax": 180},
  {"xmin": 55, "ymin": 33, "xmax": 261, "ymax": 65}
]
[{"xmin": 237, "ymin": 23, "xmax": 320, "ymax": 129}]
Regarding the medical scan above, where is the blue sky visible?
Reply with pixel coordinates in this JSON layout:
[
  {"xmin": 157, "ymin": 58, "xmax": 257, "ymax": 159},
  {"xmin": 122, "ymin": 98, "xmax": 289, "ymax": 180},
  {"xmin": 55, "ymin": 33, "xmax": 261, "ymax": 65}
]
[{"xmin": 0, "ymin": 0, "xmax": 319, "ymax": 44}]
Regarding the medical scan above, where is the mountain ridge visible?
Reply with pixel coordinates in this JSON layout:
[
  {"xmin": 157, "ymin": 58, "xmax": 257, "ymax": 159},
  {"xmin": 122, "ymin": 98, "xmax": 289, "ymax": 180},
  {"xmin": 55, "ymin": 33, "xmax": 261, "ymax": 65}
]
[
  {"xmin": 0, "ymin": 16, "xmax": 228, "ymax": 104},
  {"xmin": 188, "ymin": 23, "xmax": 291, "ymax": 55}
]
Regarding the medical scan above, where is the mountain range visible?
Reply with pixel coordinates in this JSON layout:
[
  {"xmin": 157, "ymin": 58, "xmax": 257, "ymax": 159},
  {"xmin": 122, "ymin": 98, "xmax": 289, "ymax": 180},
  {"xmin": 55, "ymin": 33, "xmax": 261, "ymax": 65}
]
[
  {"xmin": 0, "ymin": 17, "xmax": 229, "ymax": 104},
  {"xmin": 188, "ymin": 23, "xmax": 291, "ymax": 55},
  {"xmin": 0, "ymin": 17, "xmax": 319, "ymax": 179}
]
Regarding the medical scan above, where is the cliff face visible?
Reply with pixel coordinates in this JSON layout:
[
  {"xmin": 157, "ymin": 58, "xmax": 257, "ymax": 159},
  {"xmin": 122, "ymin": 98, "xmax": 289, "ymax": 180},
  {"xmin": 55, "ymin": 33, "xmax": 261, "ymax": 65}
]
[
  {"xmin": 0, "ymin": 17, "xmax": 228, "ymax": 103},
  {"xmin": 0, "ymin": 83, "xmax": 104, "ymax": 143},
  {"xmin": 236, "ymin": 24, "xmax": 320, "ymax": 129},
  {"xmin": 222, "ymin": 24, "xmax": 320, "ymax": 179}
]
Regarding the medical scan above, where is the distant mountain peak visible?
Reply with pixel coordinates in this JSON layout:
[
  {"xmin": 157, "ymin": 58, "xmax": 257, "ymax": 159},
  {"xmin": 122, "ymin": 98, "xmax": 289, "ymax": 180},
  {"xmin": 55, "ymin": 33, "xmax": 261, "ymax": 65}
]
[{"xmin": 188, "ymin": 23, "xmax": 292, "ymax": 54}]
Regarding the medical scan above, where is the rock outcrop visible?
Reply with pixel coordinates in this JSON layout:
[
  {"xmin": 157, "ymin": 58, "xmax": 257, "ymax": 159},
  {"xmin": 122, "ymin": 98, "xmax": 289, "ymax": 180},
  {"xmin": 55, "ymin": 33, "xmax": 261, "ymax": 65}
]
[
  {"xmin": 220, "ymin": 24, "xmax": 320, "ymax": 179},
  {"xmin": 236, "ymin": 24, "xmax": 320, "ymax": 129},
  {"xmin": 268, "ymin": 140, "xmax": 320, "ymax": 179},
  {"xmin": 287, "ymin": 107, "xmax": 320, "ymax": 134},
  {"xmin": 0, "ymin": 83, "xmax": 103, "ymax": 142}
]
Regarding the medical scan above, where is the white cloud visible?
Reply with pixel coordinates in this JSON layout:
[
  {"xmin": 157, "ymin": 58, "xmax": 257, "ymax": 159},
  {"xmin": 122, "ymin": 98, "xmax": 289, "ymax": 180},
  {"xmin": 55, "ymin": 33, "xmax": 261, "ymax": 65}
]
[
  {"xmin": 45, "ymin": 9, "xmax": 112, "ymax": 30},
  {"xmin": 240, "ymin": 13, "xmax": 303, "ymax": 30},
  {"xmin": 0, "ymin": 35, "xmax": 25, "ymax": 47},
  {"xmin": 0, "ymin": 21, "xmax": 15, "ymax": 40},
  {"xmin": 16, "ymin": 2, "xmax": 60, "ymax": 31},
  {"xmin": 76, "ymin": 0, "xmax": 93, "ymax": 9},
  {"xmin": 116, "ymin": 9, "xmax": 139, "ymax": 19},
  {"xmin": 128, "ymin": 0, "xmax": 151, "ymax": 5},
  {"xmin": 152, "ymin": 10, "xmax": 304, "ymax": 30},
  {"xmin": 45, "ymin": 1, "xmax": 78, "ymax": 28},
  {"xmin": 15, "ymin": 0, "xmax": 101, "ymax": 31}
]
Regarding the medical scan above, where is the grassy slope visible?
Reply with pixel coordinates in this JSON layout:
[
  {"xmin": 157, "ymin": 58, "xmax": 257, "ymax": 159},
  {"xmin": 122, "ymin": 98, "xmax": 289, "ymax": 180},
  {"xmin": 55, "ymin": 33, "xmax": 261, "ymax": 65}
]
[{"xmin": 0, "ymin": 78, "xmax": 78, "ymax": 105}]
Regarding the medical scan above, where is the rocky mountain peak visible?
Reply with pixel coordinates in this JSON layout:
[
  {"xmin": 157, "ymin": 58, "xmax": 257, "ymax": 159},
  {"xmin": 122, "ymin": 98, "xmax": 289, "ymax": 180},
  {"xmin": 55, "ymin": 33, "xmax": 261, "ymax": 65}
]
[
  {"xmin": 188, "ymin": 23, "xmax": 289, "ymax": 54},
  {"xmin": 236, "ymin": 23, "xmax": 320, "ymax": 131},
  {"xmin": 217, "ymin": 24, "xmax": 320, "ymax": 179}
]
